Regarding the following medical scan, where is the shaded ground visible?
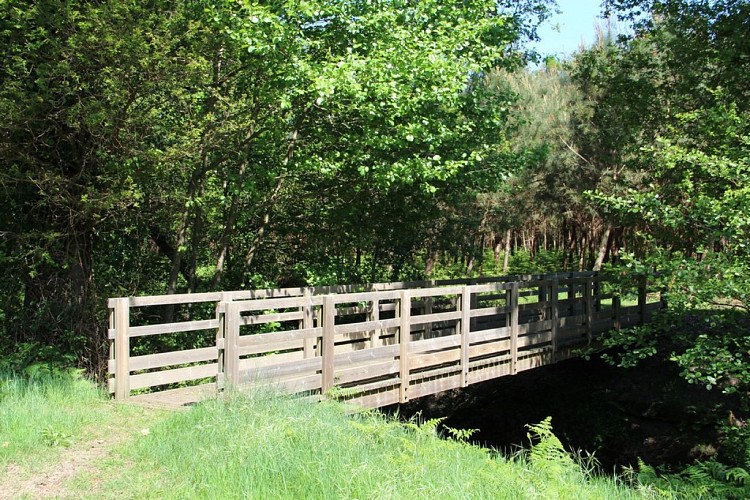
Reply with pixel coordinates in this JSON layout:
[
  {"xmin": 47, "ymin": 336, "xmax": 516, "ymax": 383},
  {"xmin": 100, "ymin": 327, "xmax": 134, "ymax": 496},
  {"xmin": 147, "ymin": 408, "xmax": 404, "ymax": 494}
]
[{"xmin": 389, "ymin": 352, "xmax": 742, "ymax": 472}]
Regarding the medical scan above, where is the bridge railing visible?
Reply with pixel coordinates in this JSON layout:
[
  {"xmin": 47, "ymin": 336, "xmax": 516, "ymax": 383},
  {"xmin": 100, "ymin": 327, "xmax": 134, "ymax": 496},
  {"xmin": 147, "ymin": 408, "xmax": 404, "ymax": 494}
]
[{"xmin": 107, "ymin": 272, "xmax": 664, "ymax": 404}]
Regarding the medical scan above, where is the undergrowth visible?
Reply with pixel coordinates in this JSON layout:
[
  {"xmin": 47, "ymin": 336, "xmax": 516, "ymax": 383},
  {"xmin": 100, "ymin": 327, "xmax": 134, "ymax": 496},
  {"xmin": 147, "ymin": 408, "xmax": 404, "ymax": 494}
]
[
  {"xmin": 0, "ymin": 370, "xmax": 106, "ymax": 467},
  {"xmin": 7, "ymin": 374, "xmax": 746, "ymax": 498},
  {"xmin": 104, "ymin": 391, "xmax": 643, "ymax": 499}
]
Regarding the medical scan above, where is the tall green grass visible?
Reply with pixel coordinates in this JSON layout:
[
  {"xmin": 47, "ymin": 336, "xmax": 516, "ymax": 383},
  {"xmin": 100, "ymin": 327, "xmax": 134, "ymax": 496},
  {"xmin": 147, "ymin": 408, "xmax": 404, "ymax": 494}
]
[
  {"xmin": 106, "ymin": 391, "xmax": 644, "ymax": 499},
  {"xmin": 0, "ymin": 371, "xmax": 107, "ymax": 466}
]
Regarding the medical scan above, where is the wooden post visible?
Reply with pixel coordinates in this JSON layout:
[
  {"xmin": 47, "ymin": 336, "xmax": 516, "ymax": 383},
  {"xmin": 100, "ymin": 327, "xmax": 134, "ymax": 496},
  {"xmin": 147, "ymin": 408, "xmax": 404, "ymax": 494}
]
[
  {"xmin": 638, "ymin": 276, "xmax": 648, "ymax": 325},
  {"xmin": 369, "ymin": 299, "xmax": 380, "ymax": 348},
  {"xmin": 302, "ymin": 288, "xmax": 315, "ymax": 358},
  {"xmin": 567, "ymin": 275, "xmax": 575, "ymax": 316},
  {"xmin": 550, "ymin": 280, "xmax": 559, "ymax": 361},
  {"xmin": 114, "ymin": 298, "xmax": 130, "ymax": 400},
  {"xmin": 216, "ymin": 292, "xmax": 227, "ymax": 391},
  {"xmin": 423, "ymin": 281, "xmax": 434, "ymax": 340},
  {"xmin": 469, "ymin": 286, "xmax": 478, "ymax": 331},
  {"xmin": 538, "ymin": 281, "xmax": 546, "ymax": 320},
  {"xmin": 322, "ymin": 295, "xmax": 336, "ymax": 393},
  {"xmin": 509, "ymin": 282, "xmax": 519, "ymax": 375},
  {"xmin": 224, "ymin": 301, "xmax": 240, "ymax": 388},
  {"xmin": 585, "ymin": 279, "xmax": 593, "ymax": 344},
  {"xmin": 460, "ymin": 286, "xmax": 470, "ymax": 387},
  {"xmin": 399, "ymin": 290, "xmax": 411, "ymax": 403},
  {"xmin": 593, "ymin": 275, "xmax": 602, "ymax": 312},
  {"xmin": 613, "ymin": 295, "xmax": 621, "ymax": 331}
]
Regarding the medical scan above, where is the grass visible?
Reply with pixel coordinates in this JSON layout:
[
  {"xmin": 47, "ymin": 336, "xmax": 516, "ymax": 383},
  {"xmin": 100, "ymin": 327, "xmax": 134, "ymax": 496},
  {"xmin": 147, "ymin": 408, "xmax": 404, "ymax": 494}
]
[
  {"xmin": 2, "ymin": 374, "xmax": 655, "ymax": 499},
  {"xmin": 0, "ymin": 371, "xmax": 108, "ymax": 467}
]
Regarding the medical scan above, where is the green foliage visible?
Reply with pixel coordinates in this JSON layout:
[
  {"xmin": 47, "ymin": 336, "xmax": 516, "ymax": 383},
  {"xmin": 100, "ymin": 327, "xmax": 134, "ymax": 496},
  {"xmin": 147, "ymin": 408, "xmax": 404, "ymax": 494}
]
[
  {"xmin": 636, "ymin": 459, "xmax": 750, "ymax": 499},
  {"xmin": 102, "ymin": 393, "xmax": 641, "ymax": 498},
  {"xmin": 526, "ymin": 417, "xmax": 580, "ymax": 480},
  {"xmin": 40, "ymin": 425, "xmax": 73, "ymax": 448},
  {"xmin": 599, "ymin": 325, "xmax": 659, "ymax": 369}
]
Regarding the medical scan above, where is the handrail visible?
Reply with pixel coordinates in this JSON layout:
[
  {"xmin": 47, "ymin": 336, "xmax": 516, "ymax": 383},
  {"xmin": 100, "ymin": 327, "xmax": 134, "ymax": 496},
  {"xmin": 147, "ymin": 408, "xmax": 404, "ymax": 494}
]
[{"xmin": 108, "ymin": 272, "xmax": 663, "ymax": 406}]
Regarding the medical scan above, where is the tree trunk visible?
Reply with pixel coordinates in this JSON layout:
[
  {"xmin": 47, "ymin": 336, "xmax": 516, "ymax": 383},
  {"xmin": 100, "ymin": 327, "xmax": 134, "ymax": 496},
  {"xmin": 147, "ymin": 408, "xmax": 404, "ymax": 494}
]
[
  {"xmin": 242, "ymin": 127, "xmax": 299, "ymax": 282},
  {"xmin": 502, "ymin": 229, "xmax": 511, "ymax": 273},
  {"xmin": 578, "ymin": 234, "xmax": 587, "ymax": 272},
  {"xmin": 424, "ymin": 250, "xmax": 439, "ymax": 276},
  {"xmin": 593, "ymin": 226, "xmax": 611, "ymax": 271}
]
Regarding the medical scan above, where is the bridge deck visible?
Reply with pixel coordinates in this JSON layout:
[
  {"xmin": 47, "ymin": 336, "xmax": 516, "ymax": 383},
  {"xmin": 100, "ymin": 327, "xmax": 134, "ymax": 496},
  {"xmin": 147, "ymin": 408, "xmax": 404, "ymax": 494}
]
[
  {"xmin": 109, "ymin": 273, "xmax": 663, "ymax": 410},
  {"xmin": 129, "ymin": 384, "xmax": 216, "ymax": 410}
]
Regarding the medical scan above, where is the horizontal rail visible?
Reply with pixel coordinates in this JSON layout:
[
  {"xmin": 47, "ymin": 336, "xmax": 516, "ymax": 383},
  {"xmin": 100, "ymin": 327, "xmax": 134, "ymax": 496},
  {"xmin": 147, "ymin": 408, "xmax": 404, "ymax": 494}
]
[{"xmin": 108, "ymin": 271, "xmax": 664, "ymax": 404}]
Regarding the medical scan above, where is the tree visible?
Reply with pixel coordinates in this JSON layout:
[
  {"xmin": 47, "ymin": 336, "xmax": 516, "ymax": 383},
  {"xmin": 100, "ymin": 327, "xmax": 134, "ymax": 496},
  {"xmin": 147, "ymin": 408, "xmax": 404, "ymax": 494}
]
[{"xmin": 0, "ymin": 0, "xmax": 536, "ymax": 372}]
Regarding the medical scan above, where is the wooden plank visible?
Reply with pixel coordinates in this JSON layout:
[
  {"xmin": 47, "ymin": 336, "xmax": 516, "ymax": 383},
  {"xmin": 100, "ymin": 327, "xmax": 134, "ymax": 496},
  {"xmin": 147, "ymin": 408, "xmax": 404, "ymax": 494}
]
[
  {"xmin": 238, "ymin": 339, "xmax": 304, "ymax": 357},
  {"xmin": 108, "ymin": 306, "xmax": 115, "ymax": 392},
  {"xmin": 129, "ymin": 363, "xmax": 218, "ymax": 390},
  {"xmin": 460, "ymin": 286, "xmax": 470, "ymax": 387},
  {"xmin": 334, "ymin": 318, "xmax": 401, "ymax": 336},
  {"xmin": 252, "ymin": 373, "xmax": 322, "ymax": 395},
  {"xmin": 333, "ymin": 344, "xmax": 400, "ymax": 368},
  {"xmin": 410, "ymin": 334, "xmax": 461, "ymax": 354},
  {"xmin": 470, "ymin": 305, "xmax": 511, "ymax": 318},
  {"xmin": 109, "ymin": 347, "xmax": 217, "ymax": 373},
  {"xmin": 517, "ymin": 319, "xmax": 552, "ymax": 335},
  {"xmin": 409, "ymin": 374, "xmax": 462, "ymax": 400},
  {"xmin": 550, "ymin": 280, "xmax": 559, "ymax": 361},
  {"xmin": 237, "ymin": 327, "xmax": 321, "ymax": 349},
  {"xmin": 111, "ymin": 291, "xmax": 222, "ymax": 308},
  {"xmin": 399, "ymin": 290, "xmax": 411, "ymax": 403},
  {"xmin": 129, "ymin": 383, "xmax": 215, "ymax": 409},
  {"xmin": 409, "ymin": 348, "xmax": 460, "ymax": 370},
  {"xmin": 468, "ymin": 326, "xmax": 510, "ymax": 344},
  {"xmin": 411, "ymin": 311, "xmax": 461, "ymax": 325},
  {"xmin": 468, "ymin": 283, "xmax": 512, "ymax": 293},
  {"xmin": 475, "ymin": 293, "xmax": 506, "ymax": 306},
  {"xmin": 302, "ymin": 289, "xmax": 315, "ymax": 358},
  {"xmin": 585, "ymin": 279, "xmax": 594, "ymax": 344},
  {"xmin": 469, "ymin": 362, "xmax": 512, "ymax": 384},
  {"xmin": 322, "ymin": 295, "xmax": 336, "ymax": 393},
  {"xmin": 558, "ymin": 314, "xmax": 585, "ymax": 328},
  {"xmin": 408, "ymin": 286, "xmax": 464, "ymax": 298},
  {"xmin": 224, "ymin": 302, "xmax": 240, "ymax": 387},
  {"xmin": 423, "ymin": 286, "xmax": 433, "ymax": 340},
  {"xmin": 114, "ymin": 298, "xmax": 130, "ymax": 400},
  {"xmin": 347, "ymin": 388, "xmax": 400, "ymax": 409},
  {"xmin": 411, "ymin": 364, "xmax": 461, "ymax": 382},
  {"xmin": 238, "ymin": 350, "xmax": 303, "ymax": 371},
  {"xmin": 518, "ymin": 330, "xmax": 553, "ymax": 349},
  {"xmin": 240, "ymin": 356, "xmax": 322, "ymax": 383},
  {"xmin": 369, "ymin": 299, "xmax": 380, "ymax": 348},
  {"xmin": 334, "ymin": 360, "xmax": 400, "ymax": 385},
  {"xmin": 516, "ymin": 350, "xmax": 554, "ymax": 373},
  {"xmin": 331, "ymin": 290, "xmax": 402, "ymax": 303},
  {"xmin": 468, "ymin": 340, "xmax": 511, "ymax": 359},
  {"xmin": 509, "ymin": 283, "xmax": 519, "ymax": 375},
  {"xmin": 242, "ymin": 311, "xmax": 303, "ymax": 326},
  {"xmin": 235, "ymin": 296, "xmax": 322, "ymax": 313}
]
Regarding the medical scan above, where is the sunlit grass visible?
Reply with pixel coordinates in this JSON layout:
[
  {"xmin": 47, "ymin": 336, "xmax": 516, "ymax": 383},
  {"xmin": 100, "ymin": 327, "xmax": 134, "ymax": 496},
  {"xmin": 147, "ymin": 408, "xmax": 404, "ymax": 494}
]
[
  {"xmin": 0, "ymin": 371, "xmax": 108, "ymax": 467},
  {"xmin": 103, "ymin": 391, "xmax": 647, "ymax": 499},
  {"xmin": 3, "ymin": 375, "xmax": 651, "ymax": 498}
]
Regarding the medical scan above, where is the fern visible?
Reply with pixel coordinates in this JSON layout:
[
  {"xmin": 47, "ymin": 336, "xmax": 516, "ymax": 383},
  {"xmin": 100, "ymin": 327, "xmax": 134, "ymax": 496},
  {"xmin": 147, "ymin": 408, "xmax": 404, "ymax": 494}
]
[
  {"xmin": 636, "ymin": 458, "xmax": 750, "ymax": 499},
  {"xmin": 525, "ymin": 417, "xmax": 579, "ymax": 482}
]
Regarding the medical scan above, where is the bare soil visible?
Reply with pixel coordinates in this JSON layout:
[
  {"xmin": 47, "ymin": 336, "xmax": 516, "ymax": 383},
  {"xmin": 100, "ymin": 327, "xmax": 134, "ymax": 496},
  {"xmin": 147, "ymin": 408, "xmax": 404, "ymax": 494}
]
[{"xmin": 1, "ymin": 437, "xmax": 115, "ymax": 500}]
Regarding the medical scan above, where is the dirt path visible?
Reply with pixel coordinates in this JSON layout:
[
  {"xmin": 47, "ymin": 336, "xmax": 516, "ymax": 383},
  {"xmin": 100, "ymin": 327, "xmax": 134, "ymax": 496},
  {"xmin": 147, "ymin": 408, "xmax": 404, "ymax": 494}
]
[
  {"xmin": 1, "ymin": 404, "xmax": 163, "ymax": 499},
  {"xmin": 2, "ymin": 436, "xmax": 116, "ymax": 499}
]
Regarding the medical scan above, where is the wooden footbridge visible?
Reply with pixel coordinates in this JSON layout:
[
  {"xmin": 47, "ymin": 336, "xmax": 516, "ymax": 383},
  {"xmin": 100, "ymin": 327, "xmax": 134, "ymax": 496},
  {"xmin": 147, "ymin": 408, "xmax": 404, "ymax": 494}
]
[{"xmin": 107, "ymin": 272, "xmax": 663, "ymax": 409}]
